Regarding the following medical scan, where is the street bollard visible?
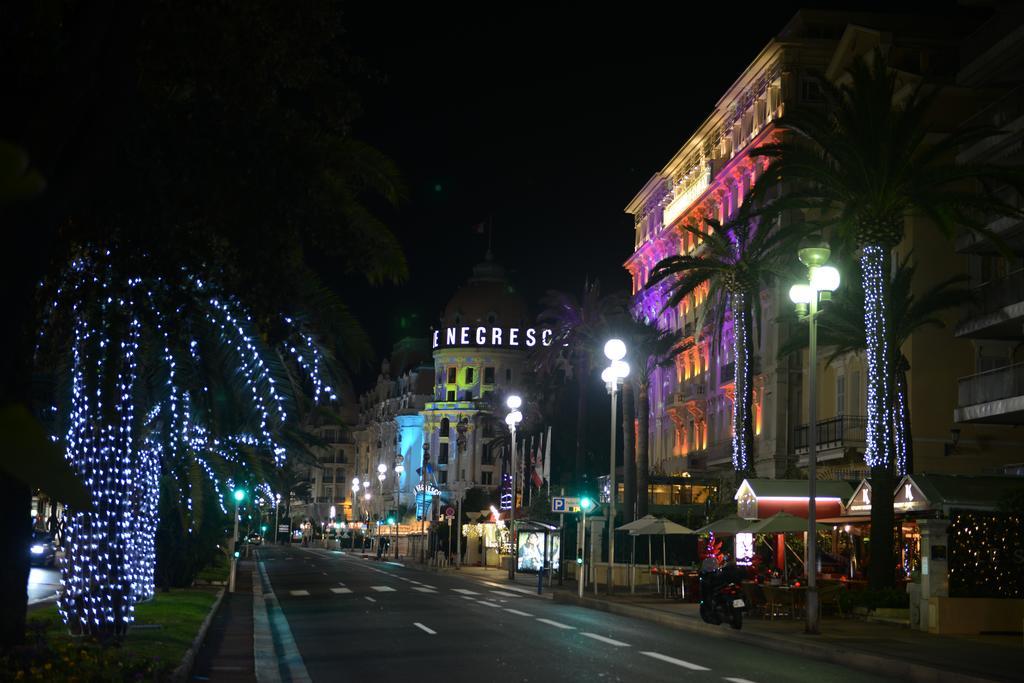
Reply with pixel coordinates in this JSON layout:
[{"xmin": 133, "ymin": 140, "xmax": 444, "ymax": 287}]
[{"xmin": 537, "ymin": 566, "xmax": 545, "ymax": 595}]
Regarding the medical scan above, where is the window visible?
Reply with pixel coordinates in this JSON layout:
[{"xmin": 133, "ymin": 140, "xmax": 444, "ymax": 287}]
[
  {"xmin": 438, "ymin": 442, "xmax": 449, "ymax": 464},
  {"xmin": 438, "ymin": 470, "xmax": 448, "ymax": 484},
  {"xmin": 482, "ymin": 420, "xmax": 494, "ymax": 438},
  {"xmin": 801, "ymin": 77, "xmax": 823, "ymax": 102},
  {"xmin": 464, "ymin": 389, "xmax": 473, "ymax": 400},
  {"xmin": 851, "ymin": 371, "xmax": 861, "ymax": 415},
  {"xmin": 440, "ymin": 418, "xmax": 450, "ymax": 437},
  {"xmin": 484, "ymin": 367, "xmax": 495, "ymax": 384},
  {"xmin": 324, "ymin": 485, "xmax": 333, "ymax": 501},
  {"xmin": 481, "ymin": 471, "xmax": 493, "ymax": 485},
  {"xmin": 465, "ymin": 367, "xmax": 474, "ymax": 384},
  {"xmin": 505, "ymin": 368, "xmax": 512, "ymax": 382},
  {"xmin": 447, "ymin": 367, "xmax": 457, "ymax": 384},
  {"xmin": 446, "ymin": 390, "xmax": 455, "ymax": 401},
  {"xmin": 836, "ymin": 375, "xmax": 846, "ymax": 415}
]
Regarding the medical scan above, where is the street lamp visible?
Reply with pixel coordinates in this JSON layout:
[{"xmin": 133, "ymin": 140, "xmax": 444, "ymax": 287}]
[
  {"xmin": 229, "ymin": 488, "xmax": 246, "ymax": 593},
  {"xmin": 394, "ymin": 462, "xmax": 404, "ymax": 559},
  {"xmin": 601, "ymin": 339, "xmax": 629, "ymax": 594},
  {"xmin": 351, "ymin": 478, "xmax": 360, "ymax": 551},
  {"xmin": 505, "ymin": 394, "xmax": 523, "ymax": 581},
  {"xmin": 789, "ymin": 240, "xmax": 840, "ymax": 635},
  {"xmin": 274, "ymin": 493, "xmax": 282, "ymax": 546}
]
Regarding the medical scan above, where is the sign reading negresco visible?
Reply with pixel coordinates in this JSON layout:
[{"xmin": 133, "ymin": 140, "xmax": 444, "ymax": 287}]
[{"xmin": 432, "ymin": 326, "xmax": 555, "ymax": 350}]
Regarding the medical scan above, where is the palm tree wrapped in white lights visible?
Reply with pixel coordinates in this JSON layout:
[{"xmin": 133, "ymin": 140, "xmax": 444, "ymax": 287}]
[{"xmin": 37, "ymin": 249, "xmax": 333, "ymax": 636}]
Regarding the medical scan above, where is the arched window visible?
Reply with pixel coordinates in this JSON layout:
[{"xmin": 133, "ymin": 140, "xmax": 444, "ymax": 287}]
[{"xmin": 440, "ymin": 417, "xmax": 450, "ymax": 437}]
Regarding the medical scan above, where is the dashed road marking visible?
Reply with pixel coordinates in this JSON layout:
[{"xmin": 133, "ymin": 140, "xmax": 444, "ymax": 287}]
[
  {"xmin": 489, "ymin": 590, "xmax": 520, "ymax": 598},
  {"xmin": 370, "ymin": 586, "xmax": 396, "ymax": 592},
  {"xmin": 364, "ymin": 596, "xmax": 376, "ymax": 603},
  {"xmin": 452, "ymin": 588, "xmax": 479, "ymax": 595},
  {"xmin": 639, "ymin": 652, "xmax": 710, "ymax": 671},
  {"xmin": 723, "ymin": 679, "xmax": 758, "ymax": 683},
  {"xmin": 477, "ymin": 600, "xmax": 501, "ymax": 608},
  {"xmin": 536, "ymin": 618, "xmax": 575, "ymax": 630},
  {"xmin": 460, "ymin": 596, "xmax": 474, "ymax": 601},
  {"xmin": 330, "ymin": 587, "xmax": 352, "ymax": 594},
  {"xmin": 581, "ymin": 633, "xmax": 630, "ymax": 647},
  {"xmin": 289, "ymin": 590, "xmax": 310, "ymax": 596},
  {"xmin": 413, "ymin": 622, "xmax": 436, "ymax": 635},
  {"xmin": 503, "ymin": 608, "xmax": 534, "ymax": 617},
  {"xmin": 412, "ymin": 587, "xmax": 437, "ymax": 593}
]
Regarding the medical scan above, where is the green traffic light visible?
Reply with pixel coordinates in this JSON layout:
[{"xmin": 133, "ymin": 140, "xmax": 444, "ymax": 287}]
[
  {"xmin": 387, "ymin": 517, "xmax": 396, "ymax": 525},
  {"xmin": 580, "ymin": 496, "xmax": 594, "ymax": 511},
  {"xmin": 233, "ymin": 489, "xmax": 245, "ymax": 503},
  {"xmin": 261, "ymin": 525, "xmax": 267, "ymax": 533}
]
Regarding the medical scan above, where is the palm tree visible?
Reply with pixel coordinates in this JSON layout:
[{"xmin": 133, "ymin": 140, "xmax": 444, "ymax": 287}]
[
  {"xmin": 617, "ymin": 315, "xmax": 685, "ymax": 518},
  {"xmin": 780, "ymin": 254, "xmax": 972, "ymax": 476},
  {"xmin": 753, "ymin": 49, "xmax": 1024, "ymax": 588},
  {"xmin": 648, "ymin": 208, "xmax": 802, "ymax": 479},
  {"xmin": 537, "ymin": 280, "xmax": 624, "ymax": 483}
]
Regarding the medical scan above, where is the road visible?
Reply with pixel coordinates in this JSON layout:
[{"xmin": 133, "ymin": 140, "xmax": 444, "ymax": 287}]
[
  {"xmin": 255, "ymin": 544, "xmax": 898, "ymax": 683},
  {"xmin": 28, "ymin": 566, "xmax": 61, "ymax": 605}
]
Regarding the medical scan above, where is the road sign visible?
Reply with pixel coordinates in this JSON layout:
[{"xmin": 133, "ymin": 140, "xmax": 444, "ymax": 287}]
[
  {"xmin": 278, "ymin": 524, "xmax": 290, "ymax": 533},
  {"xmin": 444, "ymin": 506, "xmax": 456, "ymax": 519},
  {"xmin": 551, "ymin": 496, "xmax": 581, "ymax": 513}
]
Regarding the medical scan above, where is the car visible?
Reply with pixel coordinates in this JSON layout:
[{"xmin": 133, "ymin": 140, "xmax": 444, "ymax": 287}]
[
  {"xmin": 244, "ymin": 533, "xmax": 263, "ymax": 546},
  {"xmin": 30, "ymin": 533, "xmax": 56, "ymax": 567}
]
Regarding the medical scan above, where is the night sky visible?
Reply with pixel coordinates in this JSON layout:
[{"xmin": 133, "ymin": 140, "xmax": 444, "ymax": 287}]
[{"xmin": 339, "ymin": 1, "xmax": 956, "ymax": 383}]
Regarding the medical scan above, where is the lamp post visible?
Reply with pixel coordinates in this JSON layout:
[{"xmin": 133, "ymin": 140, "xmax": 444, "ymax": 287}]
[
  {"xmin": 229, "ymin": 488, "xmax": 245, "ymax": 593},
  {"xmin": 789, "ymin": 241, "xmax": 840, "ymax": 635},
  {"xmin": 351, "ymin": 479, "xmax": 360, "ymax": 551},
  {"xmin": 505, "ymin": 394, "xmax": 523, "ymax": 581},
  {"xmin": 601, "ymin": 339, "xmax": 629, "ymax": 594},
  {"xmin": 394, "ymin": 462, "xmax": 404, "ymax": 559},
  {"xmin": 274, "ymin": 493, "xmax": 281, "ymax": 545}
]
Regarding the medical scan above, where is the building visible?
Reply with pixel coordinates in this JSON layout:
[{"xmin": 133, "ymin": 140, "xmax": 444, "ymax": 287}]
[
  {"xmin": 420, "ymin": 252, "xmax": 553, "ymax": 500},
  {"xmin": 624, "ymin": 9, "xmax": 1024, "ymax": 487}
]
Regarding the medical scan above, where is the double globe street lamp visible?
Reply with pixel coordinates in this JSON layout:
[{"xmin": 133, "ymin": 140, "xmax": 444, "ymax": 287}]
[
  {"xmin": 601, "ymin": 339, "xmax": 629, "ymax": 594},
  {"xmin": 788, "ymin": 240, "xmax": 840, "ymax": 635},
  {"xmin": 505, "ymin": 394, "xmax": 523, "ymax": 580}
]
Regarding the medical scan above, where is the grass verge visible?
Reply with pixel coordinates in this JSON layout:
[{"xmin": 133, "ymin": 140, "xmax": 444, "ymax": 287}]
[{"xmin": 6, "ymin": 587, "xmax": 218, "ymax": 681}]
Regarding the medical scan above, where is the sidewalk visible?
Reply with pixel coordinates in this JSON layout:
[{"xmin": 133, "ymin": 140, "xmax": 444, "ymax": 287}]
[{"xmin": 190, "ymin": 560, "xmax": 255, "ymax": 682}]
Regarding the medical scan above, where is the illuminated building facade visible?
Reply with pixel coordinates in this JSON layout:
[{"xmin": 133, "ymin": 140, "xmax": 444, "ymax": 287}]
[
  {"xmin": 624, "ymin": 14, "xmax": 833, "ymax": 478},
  {"xmin": 421, "ymin": 254, "xmax": 548, "ymax": 497}
]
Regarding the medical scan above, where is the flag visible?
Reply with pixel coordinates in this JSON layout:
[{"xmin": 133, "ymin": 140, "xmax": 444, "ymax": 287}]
[
  {"xmin": 472, "ymin": 221, "xmax": 486, "ymax": 234},
  {"xmin": 531, "ymin": 431, "xmax": 544, "ymax": 489},
  {"xmin": 543, "ymin": 426, "xmax": 552, "ymax": 482}
]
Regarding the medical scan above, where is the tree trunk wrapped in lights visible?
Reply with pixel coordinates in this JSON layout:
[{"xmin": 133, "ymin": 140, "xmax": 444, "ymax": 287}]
[
  {"xmin": 40, "ymin": 250, "xmax": 332, "ymax": 637},
  {"xmin": 730, "ymin": 292, "xmax": 754, "ymax": 476}
]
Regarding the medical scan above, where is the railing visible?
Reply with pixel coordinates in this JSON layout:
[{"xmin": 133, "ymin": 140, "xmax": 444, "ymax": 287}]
[
  {"xmin": 967, "ymin": 269, "xmax": 1024, "ymax": 316},
  {"xmin": 958, "ymin": 362, "xmax": 1024, "ymax": 407},
  {"xmin": 793, "ymin": 415, "xmax": 867, "ymax": 453}
]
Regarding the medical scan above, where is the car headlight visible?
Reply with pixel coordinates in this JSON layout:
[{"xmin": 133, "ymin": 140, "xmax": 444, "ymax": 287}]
[{"xmin": 30, "ymin": 545, "xmax": 45, "ymax": 554}]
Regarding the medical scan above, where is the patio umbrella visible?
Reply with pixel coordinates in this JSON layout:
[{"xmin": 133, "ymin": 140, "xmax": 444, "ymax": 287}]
[
  {"xmin": 624, "ymin": 516, "xmax": 696, "ymax": 565},
  {"xmin": 694, "ymin": 514, "xmax": 752, "ymax": 536},
  {"xmin": 615, "ymin": 514, "xmax": 660, "ymax": 533},
  {"xmin": 744, "ymin": 512, "xmax": 830, "ymax": 534}
]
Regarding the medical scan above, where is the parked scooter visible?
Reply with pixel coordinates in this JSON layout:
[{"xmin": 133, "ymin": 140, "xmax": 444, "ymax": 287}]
[{"xmin": 699, "ymin": 565, "xmax": 745, "ymax": 630}]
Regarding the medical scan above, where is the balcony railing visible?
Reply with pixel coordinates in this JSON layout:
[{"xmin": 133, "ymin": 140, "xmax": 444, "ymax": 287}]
[
  {"xmin": 958, "ymin": 362, "xmax": 1024, "ymax": 407},
  {"xmin": 793, "ymin": 415, "xmax": 867, "ymax": 454},
  {"xmin": 968, "ymin": 269, "xmax": 1024, "ymax": 315}
]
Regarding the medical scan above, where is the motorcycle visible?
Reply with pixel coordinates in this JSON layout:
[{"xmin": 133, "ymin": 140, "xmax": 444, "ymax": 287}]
[{"xmin": 699, "ymin": 569, "xmax": 745, "ymax": 630}]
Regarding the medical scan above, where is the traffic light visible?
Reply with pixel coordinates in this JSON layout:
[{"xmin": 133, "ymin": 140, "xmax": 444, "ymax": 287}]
[
  {"xmin": 233, "ymin": 488, "xmax": 246, "ymax": 503},
  {"xmin": 576, "ymin": 547, "xmax": 584, "ymax": 565},
  {"xmin": 580, "ymin": 496, "xmax": 595, "ymax": 512},
  {"xmin": 261, "ymin": 524, "xmax": 267, "ymax": 533},
  {"xmin": 387, "ymin": 517, "xmax": 396, "ymax": 525}
]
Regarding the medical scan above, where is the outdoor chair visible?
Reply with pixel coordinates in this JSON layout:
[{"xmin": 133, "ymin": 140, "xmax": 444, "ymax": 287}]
[
  {"xmin": 761, "ymin": 585, "xmax": 792, "ymax": 620},
  {"xmin": 817, "ymin": 584, "xmax": 845, "ymax": 617},
  {"xmin": 741, "ymin": 582, "xmax": 766, "ymax": 618}
]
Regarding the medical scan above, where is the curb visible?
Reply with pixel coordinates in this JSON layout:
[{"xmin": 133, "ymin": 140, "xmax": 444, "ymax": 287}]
[
  {"xmin": 170, "ymin": 588, "xmax": 225, "ymax": 683},
  {"xmin": 554, "ymin": 594, "xmax": 1010, "ymax": 683}
]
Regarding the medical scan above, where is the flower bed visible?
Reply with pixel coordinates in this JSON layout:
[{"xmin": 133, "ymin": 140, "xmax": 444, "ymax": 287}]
[{"xmin": 4, "ymin": 588, "xmax": 218, "ymax": 681}]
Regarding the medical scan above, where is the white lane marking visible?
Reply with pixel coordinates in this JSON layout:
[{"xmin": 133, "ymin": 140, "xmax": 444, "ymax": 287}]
[
  {"xmin": 330, "ymin": 587, "xmax": 352, "ymax": 594},
  {"xmin": 460, "ymin": 596, "xmax": 475, "ymax": 601},
  {"xmin": 536, "ymin": 618, "xmax": 575, "ymax": 630},
  {"xmin": 477, "ymin": 600, "xmax": 502, "ymax": 608},
  {"xmin": 337, "ymin": 582, "xmax": 346, "ymax": 586},
  {"xmin": 413, "ymin": 622, "xmax": 436, "ymax": 635},
  {"xmin": 412, "ymin": 587, "xmax": 437, "ymax": 593},
  {"xmin": 640, "ymin": 652, "xmax": 710, "ymax": 671},
  {"xmin": 365, "ymin": 596, "xmax": 376, "ymax": 603},
  {"xmin": 489, "ymin": 590, "xmax": 520, "ymax": 598},
  {"xmin": 419, "ymin": 584, "xmax": 437, "ymax": 590},
  {"xmin": 476, "ymin": 580, "xmax": 534, "ymax": 595},
  {"xmin": 581, "ymin": 633, "xmax": 630, "ymax": 647},
  {"xmin": 452, "ymin": 588, "xmax": 479, "ymax": 595},
  {"xmin": 723, "ymin": 679, "xmax": 758, "ymax": 683},
  {"xmin": 504, "ymin": 608, "xmax": 534, "ymax": 617},
  {"xmin": 370, "ymin": 586, "xmax": 396, "ymax": 592},
  {"xmin": 322, "ymin": 572, "xmax": 328, "ymax": 576},
  {"xmin": 289, "ymin": 590, "xmax": 310, "ymax": 596}
]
